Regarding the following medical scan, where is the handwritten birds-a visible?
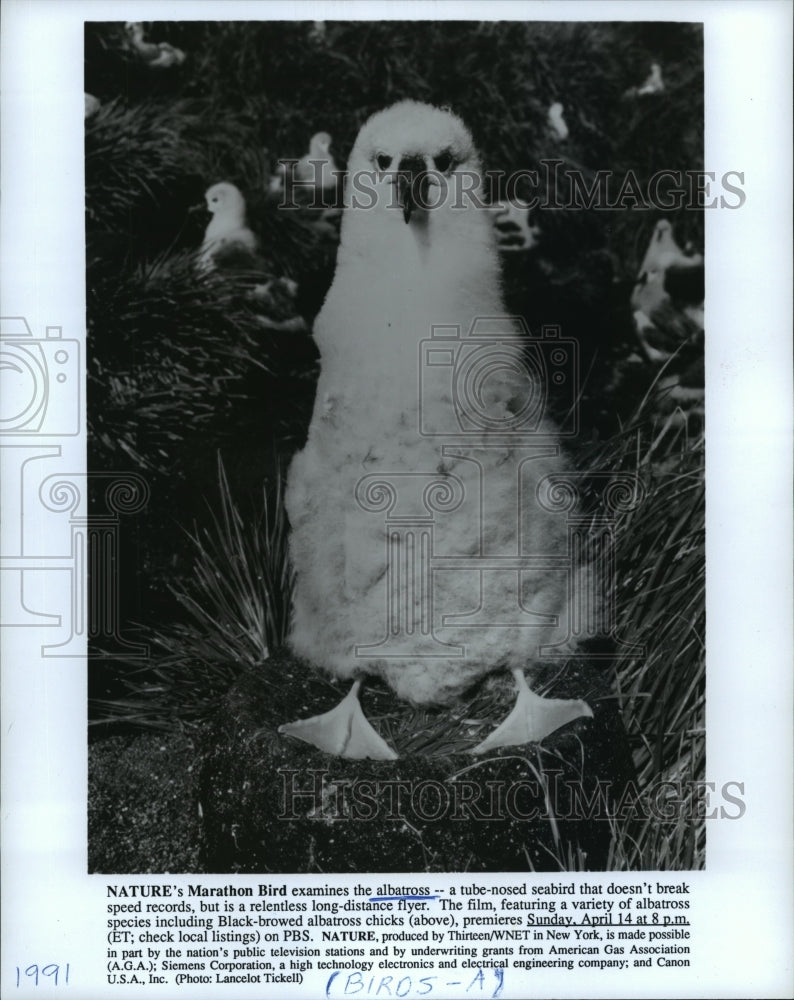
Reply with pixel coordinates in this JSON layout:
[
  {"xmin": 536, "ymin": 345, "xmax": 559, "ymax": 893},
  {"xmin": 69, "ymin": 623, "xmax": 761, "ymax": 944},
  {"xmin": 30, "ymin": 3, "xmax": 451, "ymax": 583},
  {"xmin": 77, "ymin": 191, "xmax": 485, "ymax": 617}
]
[
  {"xmin": 280, "ymin": 100, "xmax": 592, "ymax": 760},
  {"xmin": 547, "ymin": 102, "xmax": 569, "ymax": 141},
  {"xmin": 197, "ymin": 182, "xmax": 259, "ymax": 273},
  {"xmin": 124, "ymin": 22, "xmax": 186, "ymax": 68}
]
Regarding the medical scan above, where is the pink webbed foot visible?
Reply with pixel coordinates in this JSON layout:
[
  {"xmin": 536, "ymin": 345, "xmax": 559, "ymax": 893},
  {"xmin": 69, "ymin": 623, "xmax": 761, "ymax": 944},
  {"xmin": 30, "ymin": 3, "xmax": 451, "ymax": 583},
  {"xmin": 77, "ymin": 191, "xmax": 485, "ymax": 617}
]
[
  {"xmin": 471, "ymin": 668, "xmax": 593, "ymax": 754},
  {"xmin": 279, "ymin": 680, "xmax": 398, "ymax": 760}
]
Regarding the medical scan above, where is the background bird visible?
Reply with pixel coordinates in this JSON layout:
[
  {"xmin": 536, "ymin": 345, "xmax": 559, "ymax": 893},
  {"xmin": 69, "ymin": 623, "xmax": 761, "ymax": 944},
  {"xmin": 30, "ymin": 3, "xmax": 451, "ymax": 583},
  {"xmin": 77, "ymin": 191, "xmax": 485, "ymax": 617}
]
[
  {"xmin": 85, "ymin": 93, "xmax": 101, "ymax": 119},
  {"xmin": 267, "ymin": 161, "xmax": 287, "ymax": 199},
  {"xmin": 490, "ymin": 198, "xmax": 541, "ymax": 252},
  {"xmin": 629, "ymin": 220, "xmax": 704, "ymax": 411},
  {"xmin": 124, "ymin": 21, "xmax": 186, "ymax": 68},
  {"xmin": 309, "ymin": 21, "xmax": 327, "ymax": 44},
  {"xmin": 197, "ymin": 182, "xmax": 259, "ymax": 272},
  {"xmin": 631, "ymin": 219, "xmax": 703, "ymax": 335},
  {"xmin": 625, "ymin": 61, "xmax": 665, "ymax": 97},
  {"xmin": 281, "ymin": 100, "xmax": 592, "ymax": 760},
  {"xmin": 294, "ymin": 131, "xmax": 339, "ymax": 201},
  {"xmin": 547, "ymin": 101, "xmax": 569, "ymax": 140}
]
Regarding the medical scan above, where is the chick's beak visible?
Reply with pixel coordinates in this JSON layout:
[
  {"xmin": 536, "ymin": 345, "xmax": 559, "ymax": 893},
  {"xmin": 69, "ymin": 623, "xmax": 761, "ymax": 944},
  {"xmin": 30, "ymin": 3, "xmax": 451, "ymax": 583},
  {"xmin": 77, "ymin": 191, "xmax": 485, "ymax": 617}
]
[{"xmin": 397, "ymin": 156, "xmax": 430, "ymax": 224}]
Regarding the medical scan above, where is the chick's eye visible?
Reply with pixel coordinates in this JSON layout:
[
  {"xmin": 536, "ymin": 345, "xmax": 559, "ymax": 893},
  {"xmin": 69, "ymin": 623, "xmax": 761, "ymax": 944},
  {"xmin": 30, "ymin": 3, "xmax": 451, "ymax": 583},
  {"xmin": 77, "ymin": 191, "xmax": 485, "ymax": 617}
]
[
  {"xmin": 434, "ymin": 151, "xmax": 453, "ymax": 173},
  {"xmin": 376, "ymin": 153, "xmax": 392, "ymax": 170}
]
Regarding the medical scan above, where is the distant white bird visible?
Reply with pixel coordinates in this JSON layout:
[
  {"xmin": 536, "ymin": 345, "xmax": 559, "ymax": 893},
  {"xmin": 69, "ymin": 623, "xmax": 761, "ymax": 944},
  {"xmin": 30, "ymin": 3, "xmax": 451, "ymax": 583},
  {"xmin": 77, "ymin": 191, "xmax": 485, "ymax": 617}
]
[
  {"xmin": 631, "ymin": 219, "xmax": 703, "ymax": 318},
  {"xmin": 84, "ymin": 93, "xmax": 101, "ymax": 119},
  {"xmin": 294, "ymin": 132, "xmax": 338, "ymax": 196},
  {"xmin": 281, "ymin": 100, "xmax": 592, "ymax": 760},
  {"xmin": 309, "ymin": 21, "xmax": 327, "ymax": 43},
  {"xmin": 547, "ymin": 101, "xmax": 569, "ymax": 141},
  {"xmin": 251, "ymin": 276, "xmax": 298, "ymax": 308},
  {"xmin": 124, "ymin": 22, "xmax": 186, "ymax": 68},
  {"xmin": 637, "ymin": 62, "xmax": 664, "ymax": 95},
  {"xmin": 632, "ymin": 309, "xmax": 670, "ymax": 363},
  {"xmin": 490, "ymin": 199, "xmax": 541, "ymax": 252},
  {"xmin": 267, "ymin": 161, "xmax": 287, "ymax": 199},
  {"xmin": 198, "ymin": 182, "xmax": 258, "ymax": 273}
]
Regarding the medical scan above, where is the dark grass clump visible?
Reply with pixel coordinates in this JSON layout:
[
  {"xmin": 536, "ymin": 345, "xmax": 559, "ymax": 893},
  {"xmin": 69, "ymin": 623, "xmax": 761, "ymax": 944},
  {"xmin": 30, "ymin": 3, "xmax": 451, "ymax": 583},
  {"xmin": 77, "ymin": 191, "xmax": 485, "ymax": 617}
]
[
  {"xmin": 88, "ymin": 255, "xmax": 261, "ymax": 471},
  {"xmin": 90, "ymin": 458, "xmax": 291, "ymax": 732},
  {"xmin": 87, "ymin": 248, "xmax": 320, "ymax": 478},
  {"xmin": 85, "ymin": 98, "xmax": 201, "ymax": 238},
  {"xmin": 579, "ymin": 397, "xmax": 705, "ymax": 869}
]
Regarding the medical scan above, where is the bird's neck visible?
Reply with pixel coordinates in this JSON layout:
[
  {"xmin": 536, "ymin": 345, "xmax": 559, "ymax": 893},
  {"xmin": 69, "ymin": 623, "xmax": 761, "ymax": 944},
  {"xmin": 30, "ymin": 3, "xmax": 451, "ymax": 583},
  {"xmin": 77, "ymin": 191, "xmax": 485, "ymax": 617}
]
[
  {"xmin": 337, "ymin": 204, "xmax": 500, "ymax": 285},
  {"xmin": 313, "ymin": 206, "xmax": 506, "ymax": 421},
  {"xmin": 206, "ymin": 211, "xmax": 246, "ymax": 239}
]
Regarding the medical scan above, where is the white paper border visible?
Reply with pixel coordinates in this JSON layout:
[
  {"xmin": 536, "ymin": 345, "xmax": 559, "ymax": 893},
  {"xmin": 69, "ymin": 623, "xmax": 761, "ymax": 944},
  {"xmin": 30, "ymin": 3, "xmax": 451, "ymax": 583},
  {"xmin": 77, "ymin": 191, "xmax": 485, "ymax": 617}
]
[{"xmin": 1, "ymin": 1, "xmax": 792, "ymax": 997}]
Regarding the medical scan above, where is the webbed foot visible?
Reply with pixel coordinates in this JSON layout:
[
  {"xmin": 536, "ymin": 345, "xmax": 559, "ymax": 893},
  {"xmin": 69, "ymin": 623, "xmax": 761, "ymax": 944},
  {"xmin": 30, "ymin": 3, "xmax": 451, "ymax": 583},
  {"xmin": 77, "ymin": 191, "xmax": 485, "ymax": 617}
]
[
  {"xmin": 278, "ymin": 680, "xmax": 398, "ymax": 760},
  {"xmin": 471, "ymin": 668, "xmax": 593, "ymax": 754}
]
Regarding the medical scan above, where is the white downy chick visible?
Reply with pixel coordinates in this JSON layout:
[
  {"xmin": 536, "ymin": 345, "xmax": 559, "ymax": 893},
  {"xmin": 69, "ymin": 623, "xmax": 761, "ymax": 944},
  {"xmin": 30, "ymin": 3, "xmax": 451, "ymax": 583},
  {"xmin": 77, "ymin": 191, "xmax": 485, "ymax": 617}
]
[
  {"xmin": 631, "ymin": 219, "xmax": 703, "ymax": 319},
  {"xmin": 637, "ymin": 62, "xmax": 664, "ymax": 95},
  {"xmin": 125, "ymin": 22, "xmax": 186, "ymax": 68},
  {"xmin": 281, "ymin": 100, "xmax": 592, "ymax": 760},
  {"xmin": 295, "ymin": 131, "xmax": 338, "ymax": 193},
  {"xmin": 267, "ymin": 161, "xmax": 287, "ymax": 198},
  {"xmin": 85, "ymin": 93, "xmax": 101, "ymax": 119},
  {"xmin": 631, "ymin": 220, "xmax": 704, "ymax": 359},
  {"xmin": 490, "ymin": 198, "xmax": 541, "ymax": 252},
  {"xmin": 547, "ymin": 102, "xmax": 569, "ymax": 141},
  {"xmin": 198, "ymin": 182, "xmax": 259, "ymax": 273}
]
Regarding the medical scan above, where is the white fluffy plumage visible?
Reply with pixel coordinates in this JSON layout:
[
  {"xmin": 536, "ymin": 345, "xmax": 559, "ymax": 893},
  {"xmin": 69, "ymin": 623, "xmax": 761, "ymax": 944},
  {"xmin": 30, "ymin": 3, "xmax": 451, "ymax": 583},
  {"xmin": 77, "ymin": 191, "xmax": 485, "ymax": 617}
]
[
  {"xmin": 198, "ymin": 182, "xmax": 258, "ymax": 272},
  {"xmin": 295, "ymin": 132, "xmax": 338, "ymax": 192},
  {"xmin": 490, "ymin": 198, "xmax": 541, "ymax": 252},
  {"xmin": 85, "ymin": 93, "xmax": 101, "ymax": 119},
  {"xmin": 631, "ymin": 219, "xmax": 703, "ymax": 318},
  {"xmin": 124, "ymin": 22, "xmax": 186, "ymax": 68},
  {"xmin": 283, "ymin": 101, "xmax": 591, "ymax": 757},
  {"xmin": 547, "ymin": 101, "xmax": 569, "ymax": 141},
  {"xmin": 637, "ymin": 62, "xmax": 665, "ymax": 95}
]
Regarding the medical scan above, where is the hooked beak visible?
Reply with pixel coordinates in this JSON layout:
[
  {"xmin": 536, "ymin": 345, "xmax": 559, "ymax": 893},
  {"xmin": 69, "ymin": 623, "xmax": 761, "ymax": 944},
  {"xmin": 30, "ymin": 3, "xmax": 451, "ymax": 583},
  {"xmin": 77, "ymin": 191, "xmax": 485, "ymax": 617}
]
[{"xmin": 397, "ymin": 156, "xmax": 431, "ymax": 224}]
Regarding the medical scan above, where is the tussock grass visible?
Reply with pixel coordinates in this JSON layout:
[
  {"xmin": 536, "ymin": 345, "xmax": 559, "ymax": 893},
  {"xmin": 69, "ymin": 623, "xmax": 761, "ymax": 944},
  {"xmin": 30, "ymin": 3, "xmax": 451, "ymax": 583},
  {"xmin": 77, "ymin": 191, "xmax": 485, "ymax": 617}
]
[
  {"xmin": 86, "ymin": 249, "xmax": 311, "ymax": 473},
  {"xmin": 90, "ymin": 457, "xmax": 292, "ymax": 731}
]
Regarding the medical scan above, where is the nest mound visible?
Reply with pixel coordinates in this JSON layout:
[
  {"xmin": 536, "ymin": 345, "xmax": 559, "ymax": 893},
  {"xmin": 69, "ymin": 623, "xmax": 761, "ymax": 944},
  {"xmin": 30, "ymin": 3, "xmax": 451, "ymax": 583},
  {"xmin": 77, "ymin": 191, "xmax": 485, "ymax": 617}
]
[{"xmin": 196, "ymin": 650, "xmax": 634, "ymax": 873}]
